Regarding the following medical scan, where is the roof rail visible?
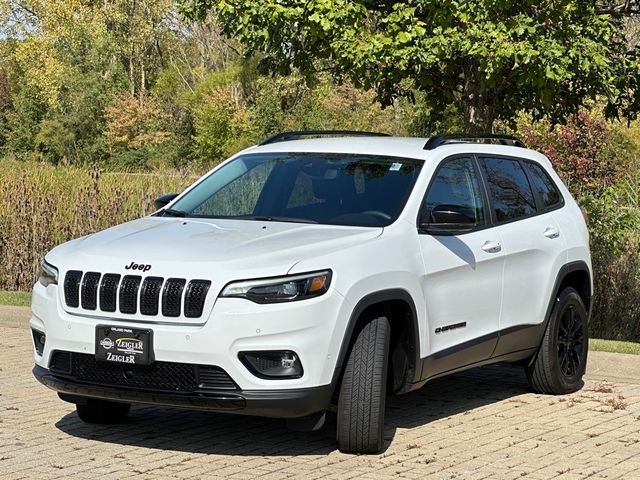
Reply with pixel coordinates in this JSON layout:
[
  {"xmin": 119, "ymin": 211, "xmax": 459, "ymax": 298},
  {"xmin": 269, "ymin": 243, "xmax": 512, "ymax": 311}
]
[
  {"xmin": 258, "ymin": 130, "xmax": 391, "ymax": 146},
  {"xmin": 423, "ymin": 134, "xmax": 526, "ymax": 150}
]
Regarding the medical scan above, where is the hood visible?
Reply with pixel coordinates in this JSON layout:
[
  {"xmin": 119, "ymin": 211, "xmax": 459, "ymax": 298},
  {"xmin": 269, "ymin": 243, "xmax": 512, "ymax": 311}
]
[
  {"xmin": 48, "ymin": 217, "xmax": 382, "ymax": 325},
  {"xmin": 48, "ymin": 216, "xmax": 382, "ymax": 282}
]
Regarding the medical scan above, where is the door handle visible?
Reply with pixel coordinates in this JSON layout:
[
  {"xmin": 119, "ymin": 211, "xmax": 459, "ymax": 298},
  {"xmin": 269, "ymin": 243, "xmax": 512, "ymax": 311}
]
[
  {"xmin": 544, "ymin": 227, "xmax": 560, "ymax": 239},
  {"xmin": 482, "ymin": 241, "xmax": 502, "ymax": 253}
]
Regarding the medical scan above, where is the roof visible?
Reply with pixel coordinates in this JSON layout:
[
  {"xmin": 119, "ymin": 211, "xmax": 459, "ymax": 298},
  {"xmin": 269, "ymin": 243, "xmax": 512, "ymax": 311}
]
[{"xmin": 244, "ymin": 135, "xmax": 548, "ymax": 164}]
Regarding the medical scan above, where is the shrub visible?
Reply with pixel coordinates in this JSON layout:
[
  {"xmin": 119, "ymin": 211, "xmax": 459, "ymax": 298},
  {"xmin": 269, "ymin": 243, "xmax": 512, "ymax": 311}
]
[{"xmin": 520, "ymin": 111, "xmax": 622, "ymax": 198}]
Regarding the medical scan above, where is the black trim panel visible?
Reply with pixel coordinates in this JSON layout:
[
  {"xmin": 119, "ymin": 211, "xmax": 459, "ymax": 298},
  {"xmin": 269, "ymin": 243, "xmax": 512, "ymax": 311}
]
[
  {"xmin": 419, "ymin": 332, "xmax": 499, "ymax": 382},
  {"xmin": 34, "ymin": 366, "xmax": 332, "ymax": 418}
]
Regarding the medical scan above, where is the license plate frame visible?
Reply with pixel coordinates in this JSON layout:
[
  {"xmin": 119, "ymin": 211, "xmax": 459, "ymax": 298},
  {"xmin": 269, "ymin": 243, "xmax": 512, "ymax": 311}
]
[{"xmin": 95, "ymin": 325, "xmax": 153, "ymax": 366}]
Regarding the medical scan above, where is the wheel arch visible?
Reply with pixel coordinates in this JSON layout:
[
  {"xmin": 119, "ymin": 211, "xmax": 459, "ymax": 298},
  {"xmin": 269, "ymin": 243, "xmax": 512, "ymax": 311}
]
[
  {"xmin": 330, "ymin": 289, "xmax": 421, "ymax": 397},
  {"xmin": 528, "ymin": 260, "xmax": 592, "ymax": 365}
]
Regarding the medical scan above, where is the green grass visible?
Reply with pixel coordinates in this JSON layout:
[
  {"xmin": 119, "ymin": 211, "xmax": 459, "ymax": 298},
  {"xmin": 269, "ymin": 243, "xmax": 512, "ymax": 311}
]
[
  {"xmin": 0, "ymin": 290, "xmax": 32, "ymax": 307},
  {"xmin": 590, "ymin": 338, "xmax": 640, "ymax": 355}
]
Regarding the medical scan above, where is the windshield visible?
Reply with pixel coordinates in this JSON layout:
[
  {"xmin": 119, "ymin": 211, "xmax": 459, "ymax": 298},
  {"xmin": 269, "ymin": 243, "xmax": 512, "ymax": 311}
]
[{"xmin": 168, "ymin": 152, "xmax": 423, "ymax": 227}]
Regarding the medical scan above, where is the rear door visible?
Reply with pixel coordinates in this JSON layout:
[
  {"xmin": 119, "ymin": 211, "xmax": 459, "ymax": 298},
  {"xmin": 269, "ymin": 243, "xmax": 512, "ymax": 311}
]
[{"xmin": 477, "ymin": 156, "xmax": 568, "ymax": 357}]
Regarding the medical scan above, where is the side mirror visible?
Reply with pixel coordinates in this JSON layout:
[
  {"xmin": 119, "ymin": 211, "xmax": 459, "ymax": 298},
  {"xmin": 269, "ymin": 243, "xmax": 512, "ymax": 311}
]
[
  {"xmin": 154, "ymin": 193, "xmax": 179, "ymax": 210},
  {"xmin": 419, "ymin": 204, "xmax": 477, "ymax": 234}
]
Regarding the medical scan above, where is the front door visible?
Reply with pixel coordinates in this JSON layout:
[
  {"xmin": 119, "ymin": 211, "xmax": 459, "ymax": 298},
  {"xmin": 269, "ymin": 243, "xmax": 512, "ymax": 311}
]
[{"xmin": 418, "ymin": 156, "xmax": 503, "ymax": 378}]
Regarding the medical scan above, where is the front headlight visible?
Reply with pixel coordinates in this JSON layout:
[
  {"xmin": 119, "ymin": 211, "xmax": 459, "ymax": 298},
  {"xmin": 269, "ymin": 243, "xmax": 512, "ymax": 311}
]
[
  {"xmin": 221, "ymin": 270, "xmax": 332, "ymax": 304},
  {"xmin": 37, "ymin": 259, "xmax": 59, "ymax": 287}
]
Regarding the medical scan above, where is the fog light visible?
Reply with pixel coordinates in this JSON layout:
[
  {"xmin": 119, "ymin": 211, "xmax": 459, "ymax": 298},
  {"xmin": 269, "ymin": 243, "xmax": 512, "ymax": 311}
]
[
  {"xmin": 31, "ymin": 329, "xmax": 45, "ymax": 356},
  {"xmin": 239, "ymin": 351, "xmax": 303, "ymax": 379}
]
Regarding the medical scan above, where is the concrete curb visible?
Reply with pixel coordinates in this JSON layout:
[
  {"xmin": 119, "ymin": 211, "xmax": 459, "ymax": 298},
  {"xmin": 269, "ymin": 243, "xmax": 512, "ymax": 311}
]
[{"xmin": 3, "ymin": 305, "xmax": 639, "ymax": 384}]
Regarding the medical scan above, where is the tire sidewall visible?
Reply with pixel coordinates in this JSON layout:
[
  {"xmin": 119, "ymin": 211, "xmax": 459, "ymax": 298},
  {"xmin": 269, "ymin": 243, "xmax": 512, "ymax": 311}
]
[{"xmin": 547, "ymin": 289, "xmax": 589, "ymax": 391}]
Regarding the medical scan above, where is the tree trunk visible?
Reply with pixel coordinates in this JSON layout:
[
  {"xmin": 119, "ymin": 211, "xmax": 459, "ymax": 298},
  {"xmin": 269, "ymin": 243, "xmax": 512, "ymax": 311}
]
[
  {"xmin": 129, "ymin": 51, "xmax": 135, "ymax": 97},
  {"xmin": 461, "ymin": 62, "xmax": 496, "ymax": 133}
]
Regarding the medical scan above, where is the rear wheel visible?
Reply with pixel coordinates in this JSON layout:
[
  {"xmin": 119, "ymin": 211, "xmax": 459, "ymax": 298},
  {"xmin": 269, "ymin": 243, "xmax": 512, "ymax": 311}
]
[
  {"xmin": 76, "ymin": 398, "xmax": 131, "ymax": 424},
  {"xmin": 527, "ymin": 287, "xmax": 588, "ymax": 394},
  {"xmin": 336, "ymin": 312, "xmax": 390, "ymax": 454}
]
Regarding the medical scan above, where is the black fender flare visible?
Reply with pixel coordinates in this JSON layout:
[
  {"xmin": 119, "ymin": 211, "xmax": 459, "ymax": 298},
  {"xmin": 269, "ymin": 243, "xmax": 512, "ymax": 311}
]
[
  {"xmin": 330, "ymin": 289, "xmax": 422, "ymax": 391},
  {"xmin": 529, "ymin": 260, "xmax": 592, "ymax": 363}
]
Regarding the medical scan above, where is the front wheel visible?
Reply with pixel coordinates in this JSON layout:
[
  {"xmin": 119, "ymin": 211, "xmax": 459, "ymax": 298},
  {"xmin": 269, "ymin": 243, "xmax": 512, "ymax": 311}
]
[
  {"xmin": 76, "ymin": 398, "xmax": 131, "ymax": 424},
  {"xmin": 527, "ymin": 287, "xmax": 589, "ymax": 394},
  {"xmin": 336, "ymin": 312, "xmax": 390, "ymax": 454}
]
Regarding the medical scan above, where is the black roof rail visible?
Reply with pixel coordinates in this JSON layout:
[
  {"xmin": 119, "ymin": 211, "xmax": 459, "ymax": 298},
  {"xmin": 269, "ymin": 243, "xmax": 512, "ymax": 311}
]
[
  {"xmin": 258, "ymin": 130, "xmax": 391, "ymax": 146},
  {"xmin": 423, "ymin": 134, "xmax": 526, "ymax": 150}
]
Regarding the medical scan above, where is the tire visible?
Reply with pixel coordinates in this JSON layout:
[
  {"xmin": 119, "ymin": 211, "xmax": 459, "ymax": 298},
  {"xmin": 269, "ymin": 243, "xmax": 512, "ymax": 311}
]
[
  {"xmin": 527, "ymin": 287, "xmax": 589, "ymax": 394},
  {"xmin": 76, "ymin": 398, "xmax": 131, "ymax": 424},
  {"xmin": 337, "ymin": 312, "xmax": 391, "ymax": 454}
]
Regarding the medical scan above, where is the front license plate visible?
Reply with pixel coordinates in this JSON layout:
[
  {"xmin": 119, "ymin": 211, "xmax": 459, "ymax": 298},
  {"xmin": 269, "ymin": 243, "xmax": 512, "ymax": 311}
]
[{"xmin": 95, "ymin": 325, "xmax": 153, "ymax": 365}]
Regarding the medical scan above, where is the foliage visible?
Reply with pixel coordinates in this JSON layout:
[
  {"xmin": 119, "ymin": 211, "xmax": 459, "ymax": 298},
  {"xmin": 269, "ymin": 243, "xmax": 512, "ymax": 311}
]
[
  {"xmin": 104, "ymin": 96, "xmax": 172, "ymax": 151},
  {"xmin": 0, "ymin": 160, "xmax": 194, "ymax": 290},
  {"xmin": 179, "ymin": 0, "xmax": 640, "ymax": 132},
  {"xmin": 520, "ymin": 111, "xmax": 623, "ymax": 197}
]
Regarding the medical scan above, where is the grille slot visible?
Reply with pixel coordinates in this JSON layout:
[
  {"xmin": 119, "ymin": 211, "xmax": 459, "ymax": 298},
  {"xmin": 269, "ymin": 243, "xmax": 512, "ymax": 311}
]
[
  {"xmin": 64, "ymin": 270, "xmax": 83, "ymax": 308},
  {"xmin": 197, "ymin": 366, "xmax": 238, "ymax": 390},
  {"xmin": 162, "ymin": 278, "xmax": 186, "ymax": 317},
  {"xmin": 81, "ymin": 272, "xmax": 101, "ymax": 310},
  {"xmin": 119, "ymin": 275, "xmax": 142, "ymax": 314},
  {"xmin": 49, "ymin": 351, "xmax": 72, "ymax": 374},
  {"xmin": 140, "ymin": 277, "xmax": 164, "ymax": 315},
  {"xmin": 49, "ymin": 352, "xmax": 238, "ymax": 392},
  {"xmin": 99, "ymin": 274, "xmax": 121, "ymax": 312},
  {"xmin": 184, "ymin": 280, "xmax": 211, "ymax": 318}
]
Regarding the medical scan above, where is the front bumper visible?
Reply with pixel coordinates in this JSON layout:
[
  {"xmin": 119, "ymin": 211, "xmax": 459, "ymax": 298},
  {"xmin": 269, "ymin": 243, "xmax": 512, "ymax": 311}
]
[
  {"xmin": 31, "ymin": 280, "xmax": 348, "ymax": 391},
  {"xmin": 33, "ymin": 365, "xmax": 333, "ymax": 418}
]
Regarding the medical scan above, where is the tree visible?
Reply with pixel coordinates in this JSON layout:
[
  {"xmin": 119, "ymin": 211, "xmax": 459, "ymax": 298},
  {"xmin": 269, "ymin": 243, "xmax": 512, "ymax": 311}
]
[{"xmin": 178, "ymin": 0, "xmax": 640, "ymax": 133}]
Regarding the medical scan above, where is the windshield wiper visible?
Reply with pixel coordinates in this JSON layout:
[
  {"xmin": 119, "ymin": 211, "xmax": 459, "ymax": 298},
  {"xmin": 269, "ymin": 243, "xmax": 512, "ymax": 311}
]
[
  {"xmin": 162, "ymin": 208, "xmax": 188, "ymax": 217},
  {"xmin": 240, "ymin": 215, "xmax": 319, "ymax": 224}
]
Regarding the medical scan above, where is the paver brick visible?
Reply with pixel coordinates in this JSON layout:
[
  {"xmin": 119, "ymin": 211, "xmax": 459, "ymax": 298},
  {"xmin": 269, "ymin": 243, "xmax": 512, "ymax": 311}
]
[{"xmin": 2, "ymin": 323, "xmax": 640, "ymax": 479}]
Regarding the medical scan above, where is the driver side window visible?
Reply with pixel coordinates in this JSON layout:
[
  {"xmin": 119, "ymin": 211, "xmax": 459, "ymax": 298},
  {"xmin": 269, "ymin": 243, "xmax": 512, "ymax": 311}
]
[{"xmin": 422, "ymin": 157, "xmax": 485, "ymax": 227}]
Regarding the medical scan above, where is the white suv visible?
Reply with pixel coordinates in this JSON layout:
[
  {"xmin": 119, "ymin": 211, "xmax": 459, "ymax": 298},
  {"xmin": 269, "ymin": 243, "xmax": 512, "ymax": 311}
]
[{"xmin": 31, "ymin": 132, "xmax": 591, "ymax": 453}]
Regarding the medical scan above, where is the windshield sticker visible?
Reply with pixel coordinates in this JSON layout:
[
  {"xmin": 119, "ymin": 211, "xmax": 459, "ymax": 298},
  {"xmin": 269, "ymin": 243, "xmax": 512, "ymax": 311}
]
[{"xmin": 390, "ymin": 163, "xmax": 403, "ymax": 171}]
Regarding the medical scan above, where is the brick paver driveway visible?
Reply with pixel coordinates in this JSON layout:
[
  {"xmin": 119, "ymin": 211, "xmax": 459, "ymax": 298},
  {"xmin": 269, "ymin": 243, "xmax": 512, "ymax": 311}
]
[{"xmin": 2, "ymin": 315, "xmax": 640, "ymax": 479}]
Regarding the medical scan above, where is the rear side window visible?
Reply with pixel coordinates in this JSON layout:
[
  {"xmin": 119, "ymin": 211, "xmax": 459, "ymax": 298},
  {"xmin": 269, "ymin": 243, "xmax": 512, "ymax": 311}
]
[
  {"xmin": 525, "ymin": 162, "xmax": 563, "ymax": 209},
  {"xmin": 480, "ymin": 157, "xmax": 536, "ymax": 222}
]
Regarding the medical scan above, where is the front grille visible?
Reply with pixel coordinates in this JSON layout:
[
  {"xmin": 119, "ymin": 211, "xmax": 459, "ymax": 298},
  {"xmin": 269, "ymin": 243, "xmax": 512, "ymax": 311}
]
[
  {"xmin": 184, "ymin": 280, "xmax": 212, "ymax": 318},
  {"xmin": 99, "ymin": 274, "xmax": 120, "ymax": 312},
  {"xmin": 49, "ymin": 352, "xmax": 237, "ymax": 392},
  {"xmin": 162, "ymin": 279, "xmax": 186, "ymax": 317},
  {"xmin": 64, "ymin": 271, "xmax": 83, "ymax": 308},
  {"xmin": 65, "ymin": 270, "xmax": 211, "ymax": 319},
  {"xmin": 140, "ymin": 277, "xmax": 163, "ymax": 315},
  {"xmin": 81, "ymin": 272, "xmax": 101, "ymax": 310},
  {"xmin": 119, "ymin": 275, "xmax": 141, "ymax": 314}
]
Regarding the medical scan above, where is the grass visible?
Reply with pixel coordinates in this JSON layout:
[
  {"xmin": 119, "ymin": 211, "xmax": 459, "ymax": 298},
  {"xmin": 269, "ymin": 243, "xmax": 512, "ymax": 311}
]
[
  {"xmin": 0, "ymin": 290, "xmax": 32, "ymax": 307},
  {"xmin": 589, "ymin": 338, "xmax": 640, "ymax": 355}
]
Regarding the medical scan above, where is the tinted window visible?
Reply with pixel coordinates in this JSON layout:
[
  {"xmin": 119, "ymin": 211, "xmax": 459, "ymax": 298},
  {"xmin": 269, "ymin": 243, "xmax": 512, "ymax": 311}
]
[
  {"xmin": 480, "ymin": 157, "xmax": 536, "ymax": 222},
  {"xmin": 525, "ymin": 162, "xmax": 563, "ymax": 209},
  {"xmin": 170, "ymin": 153, "xmax": 423, "ymax": 227},
  {"xmin": 423, "ymin": 157, "xmax": 485, "ymax": 225}
]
